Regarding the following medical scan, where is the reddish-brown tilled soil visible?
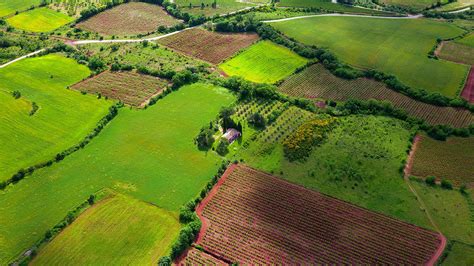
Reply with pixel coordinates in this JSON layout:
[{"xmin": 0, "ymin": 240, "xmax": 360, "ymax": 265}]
[
  {"xmin": 178, "ymin": 248, "xmax": 227, "ymax": 265},
  {"xmin": 462, "ymin": 66, "xmax": 474, "ymax": 103},
  {"xmin": 76, "ymin": 2, "xmax": 180, "ymax": 36},
  {"xmin": 157, "ymin": 28, "xmax": 259, "ymax": 64},
  {"xmin": 71, "ymin": 71, "xmax": 168, "ymax": 107},
  {"xmin": 193, "ymin": 164, "xmax": 445, "ymax": 265}
]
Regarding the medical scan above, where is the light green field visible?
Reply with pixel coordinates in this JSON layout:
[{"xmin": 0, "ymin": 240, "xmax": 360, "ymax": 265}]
[
  {"xmin": 411, "ymin": 181, "xmax": 474, "ymax": 245},
  {"xmin": 271, "ymin": 17, "xmax": 469, "ymax": 97},
  {"xmin": 6, "ymin": 7, "xmax": 73, "ymax": 32},
  {"xmin": 442, "ymin": 242, "xmax": 474, "ymax": 266},
  {"xmin": 0, "ymin": 54, "xmax": 110, "ymax": 182},
  {"xmin": 219, "ymin": 40, "xmax": 308, "ymax": 84},
  {"xmin": 0, "ymin": 83, "xmax": 234, "ymax": 264},
  {"xmin": 236, "ymin": 114, "xmax": 432, "ymax": 229},
  {"xmin": 380, "ymin": 0, "xmax": 443, "ymax": 9},
  {"xmin": 437, "ymin": 0, "xmax": 473, "ymax": 12},
  {"xmin": 0, "ymin": 0, "xmax": 41, "ymax": 17},
  {"xmin": 456, "ymin": 33, "xmax": 474, "ymax": 48},
  {"xmin": 277, "ymin": 0, "xmax": 396, "ymax": 15},
  {"xmin": 31, "ymin": 194, "xmax": 180, "ymax": 265},
  {"xmin": 175, "ymin": 0, "xmax": 265, "ymax": 16}
]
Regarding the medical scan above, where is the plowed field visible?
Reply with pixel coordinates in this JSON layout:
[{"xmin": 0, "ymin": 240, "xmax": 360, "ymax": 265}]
[{"xmin": 193, "ymin": 164, "xmax": 445, "ymax": 264}]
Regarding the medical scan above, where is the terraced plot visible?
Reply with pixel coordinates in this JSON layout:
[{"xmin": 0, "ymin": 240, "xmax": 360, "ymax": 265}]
[
  {"xmin": 31, "ymin": 194, "xmax": 180, "ymax": 265},
  {"xmin": 6, "ymin": 7, "xmax": 74, "ymax": 32},
  {"xmin": 279, "ymin": 64, "xmax": 473, "ymax": 127},
  {"xmin": 219, "ymin": 40, "xmax": 308, "ymax": 84},
  {"xmin": 76, "ymin": 2, "xmax": 180, "ymax": 35},
  {"xmin": 271, "ymin": 16, "xmax": 469, "ymax": 97},
  {"xmin": 194, "ymin": 164, "xmax": 444, "ymax": 264},
  {"xmin": 157, "ymin": 28, "xmax": 259, "ymax": 64},
  {"xmin": 0, "ymin": 83, "xmax": 235, "ymax": 264},
  {"xmin": 411, "ymin": 135, "xmax": 474, "ymax": 187},
  {"xmin": 0, "ymin": 54, "xmax": 110, "ymax": 182},
  {"xmin": 71, "ymin": 71, "xmax": 169, "ymax": 107}
]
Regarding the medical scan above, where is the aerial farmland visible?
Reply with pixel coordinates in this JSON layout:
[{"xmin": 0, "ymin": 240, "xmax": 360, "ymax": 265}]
[{"xmin": 0, "ymin": 0, "xmax": 473, "ymax": 265}]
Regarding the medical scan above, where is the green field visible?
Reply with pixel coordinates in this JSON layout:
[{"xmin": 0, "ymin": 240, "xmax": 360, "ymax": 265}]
[
  {"xmin": 380, "ymin": 0, "xmax": 440, "ymax": 9},
  {"xmin": 0, "ymin": 0, "xmax": 41, "ymax": 17},
  {"xmin": 236, "ymin": 113, "xmax": 432, "ymax": 229},
  {"xmin": 442, "ymin": 242, "xmax": 474, "ymax": 266},
  {"xmin": 31, "ymin": 194, "xmax": 180, "ymax": 265},
  {"xmin": 6, "ymin": 7, "xmax": 74, "ymax": 32},
  {"xmin": 0, "ymin": 83, "xmax": 235, "ymax": 264},
  {"xmin": 277, "ymin": 0, "xmax": 396, "ymax": 15},
  {"xmin": 270, "ymin": 17, "xmax": 469, "ymax": 97},
  {"xmin": 0, "ymin": 54, "xmax": 110, "ymax": 182},
  {"xmin": 456, "ymin": 33, "xmax": 474, "ymax": 47},
  {"xmin": 437, "ymin": 0, "xmax": 473, "ymax": 12},
  {"xmin": 219, "ymin": 40, "xmax": 308, "ymax": 84},
  {"xmin": 175, "ymin": 0, "xmax": 264, "ymax": 16},
  {"xmin": 439, "ymin": 41, "xmax": 474, "ymax": 65},
  {"xmin": 411, "ymin": 181, "xmax": 474, "ymax": 245}
]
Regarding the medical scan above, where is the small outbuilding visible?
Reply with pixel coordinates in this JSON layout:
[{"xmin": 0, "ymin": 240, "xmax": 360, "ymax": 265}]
[{"xmin": 222, "ymin": 128, "xmax": 241, "ymax": 143}]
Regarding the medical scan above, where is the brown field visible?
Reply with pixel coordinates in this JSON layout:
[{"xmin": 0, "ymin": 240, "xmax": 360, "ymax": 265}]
[
  {"xmin": 438, "ymin": 41, "xmax": 474, "ymax": 66},
  {"xmin": 157, "ymin": 28, "xmax": 259, "ymax": 64},
  {"xmin": 411, "ymin": 135, "xmax": 474, "ymax": 187},
  {"xmin": 71, "ymin": 71, "xmax": 168, "ymax": 107},
  {"xmin": 279, "ymin": 64, "xmax": 474, "ymax": 128},
  {"xmin": 76, "ymin": 2, "xmax": 180, "ymax": 35},
  {"xmin": 191, "ymin": 164, "xmax": 445, "ymax": 264},
  {"xmin": 179, "ymin": 248, "xmax": 227, "ymax": 265},
  {"xmin": 462, "ymin": 67, "xmax": 474, "ymax": 103}
]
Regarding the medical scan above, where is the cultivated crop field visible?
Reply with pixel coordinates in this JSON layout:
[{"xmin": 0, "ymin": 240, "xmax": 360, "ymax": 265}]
[
  {"xmin": 0, "ymin": 83, "xmax": 234, "ymax": 264},
  {"xmin": 71, "ymin": 71, "xmax": 169, "ymax": 107},
  {"xmin": 0, "ymin": 54, "xmax": 110, "ymax": 183},
  {"xmin": 277, "ymin": 0, "xmax": 396, "ymax": 15},
  {"xmin": 174, "ymin": 0, "xmax": 263, "ymax": 16},
  {"xmin": 180, "ymin": 248, "xmax": 227, "ymax": 264},
  {"xmin": 6, "ymin": 7, "xmax": 74, "ymax": 32},
  {"xmin": 380, "ymin": 0, "xmax": 440, "ymax": 9},
  {"xmin": 219, "ymin": 40, "xmax": 308, "ymax": 83},
  {"xmin": 411, "ymin": 135, "xmax": 474, "ymax": 187},
  {"xmin": 76, "ymin": 2, "xmax": 180, "ymax": 36},
  {"xmin": 31, "ymin": 194, "xmax": 180, "ymax": 265},
  {"xmin": 193, "ymin": 164, "xmax": 444, "ymax": 264},
  {"xmin": 271, "ymin": 17, "xmax": 469, "ymax": 97},
  {"xmin": 438, "ymin": 41, "xmax": 474, "ymax": 65},
  {"xmin": 463, "ymin": 68, "xmax": 474, "ymax": 103},
  {"xmin": 0, "ymin": 0, "xmax": 41, "ymax": 17},
  {"xmin": 279, "ymin": 64, "xmax": 474, "ymax": 127},
  {"xmin": 157, "ymin": 28, "xmax": 259, "ymax": 64}
]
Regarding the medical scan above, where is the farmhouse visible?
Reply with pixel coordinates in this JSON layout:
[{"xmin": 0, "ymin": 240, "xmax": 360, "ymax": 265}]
[{"xmin": 222, "ymin": 128, "xmax": 241, "ymax": 143}]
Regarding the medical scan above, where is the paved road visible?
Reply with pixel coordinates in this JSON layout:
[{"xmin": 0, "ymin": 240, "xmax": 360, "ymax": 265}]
[
  {"xmin": 262, "ymin": 13, "xmax": 422, "ymax": 23},
  {"xmin": 448, "ymin": 7, "xmax": 471, "ymax": 13},
  {"xmin": 0, "ymin": 49, "xmax": 45, "ymax": 69}
]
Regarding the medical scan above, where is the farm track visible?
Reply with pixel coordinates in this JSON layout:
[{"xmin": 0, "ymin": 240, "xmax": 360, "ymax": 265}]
[
  {"xmin": 190, "ymin": 164, "xmax": 445, "ymax": 264},
  {"xmin": 0, "ymin": 49, "xmax": 45, "ymax": 68}
]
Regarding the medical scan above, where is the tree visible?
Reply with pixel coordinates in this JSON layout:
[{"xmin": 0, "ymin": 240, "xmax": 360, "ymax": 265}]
[
  {"xmin": 201, "ymin": 2, "xmax": 205, "ymax": 9},
  {"xmin": 441, "ymin": 179, "xmax": 453, "ymax": 190},
  {"xmin": 158, "ymin": 256, "xmax": 171, "ymax": 266},
  {"xmin": 216, "ymin": 140, "xmax": 229, "ymax": 156},
  {"xmin": 195, "ymin": 127, "xmax": 215, "ymax": 149},
  {"xmin": 88, "ymin": 56, "xmax": 105, "ymax": 71},
  {"xmin": 248, "ymin": 112, "xmax": 266, "ymax": 129},
  {"xmin": 425, "ymin": 176, "xmax": 436, "ymax": 186},
  {"xmin": 12, "ymin": 90, "xmax": 21, "ymax": 99}
]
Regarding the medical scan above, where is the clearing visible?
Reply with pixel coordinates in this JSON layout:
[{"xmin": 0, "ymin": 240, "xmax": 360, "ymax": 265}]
[
  {"xmin": 0, "ymin": 54, "xmax": 110, "ymax": 183},
  {"xmin": 76, "ymin": 2, "xmax": 180, "ymax": 36},
  {"xmin": 157, "ymin": 28, "xmax": 259, "ymax": 64},
  {"xmin": 192, "ymin": 164, "xmax": 444, "ymax": 264},
  {"xmin": 411, "ymin": 135, "xmax": 474, "ymax": 187},
  {"xmin": 71, "ymin": 71, "xmax": 169, "ymax": 107},
  {"xmin": 6, "ymin": 7, "xmax": 73, "ymax": 32},
  {"xmin": 279, "ymin": 64, "xmax": 474, "ymax": 127},
  {"xmin": 31, "ymin": 194, "xmax": 180, "ymax": 265},
  {"xmin": 0, "ymin": 83, "xmax": 235, "ymax": 264},
  {"xmin": 219, "ymin": 40, "xmax": 308, "ymax": 84},
  {"xmin": 271, "ymin": 16, "xmax": 469, "ymax": 97}
]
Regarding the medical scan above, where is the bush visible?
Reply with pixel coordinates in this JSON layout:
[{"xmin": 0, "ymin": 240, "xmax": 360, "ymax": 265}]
[
  {"xmin": 195, "ymin": 127, "xmax": 215, "ymax": 149},
  {"xmin": 440, "ymin": 179, "xmax": 453, "ymax": 190},
  {"xmin": 425, "ymin": 176, "xmax": 436, "ymax": 186},
  {"xmin": 158, "ymin": 256, "xmax": 172, "ymax": 266},
  {"xmin": 248, "ymin": 113, "xmax": 266, "ymax": 129},
  {"xmin": 12, "ymin": 90, "xmax": 21, "ymax": 99},
  {"xmin": 216, "ymin": 140, "xmax": 229, "ymax": 156}
]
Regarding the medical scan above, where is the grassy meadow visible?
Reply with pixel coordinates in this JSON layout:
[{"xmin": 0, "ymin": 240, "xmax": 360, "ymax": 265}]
[
  {"xmin": 442, "ymin": 242, "xmax": 474, "ymax": 266},
  {"xmin": 0, "ymin": 0, "xmax": 41, "ymax": 17},
  {"xmin": 236, "ymin": 114, "xmax": 432, "ymax": 229},
  {"xmin": 277, "ymin": 0, "xmax": 396, "ymax": 15},
  {"xmin": 379, "ymin": 0, "xmax": 440, "ymax": 9},
  {"xmin": 31, "ymin": 194, "xmax": 180, "ymax": 265},
  {"xmin": 456, "ymin": 33, "xmax": 474, "ymax": 47},
  {"xmin": 271, "ymin": 17, "xmax": 469, "ymax": 97},
  {"xmin": 6, "ymin": 7, "xmax": 73, "ymax": 32},
  {"xmin": 219, "ymin": 40, "xmax": 308, "ymax": 84},
  {"xmin": 0, "ymin": 54, "xmax": 111, "ymax": 182},
  {"xmin": 0, "ymin": 83, "xmax": 234, "ymax": 264}
]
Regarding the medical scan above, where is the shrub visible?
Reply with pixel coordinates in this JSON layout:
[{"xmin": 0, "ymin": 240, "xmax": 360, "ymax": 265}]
[
  {"xmin": 158, "ymin": 256, "xmax": 172, "ymax": 266},
  {"xmin": 248, "ymin": 113, "xmax": 266, "ymax": 129},
  {"xmin": 425, "ymin": 176, "xmax": 436, "ymax": 186},
  {"xmin": 195, "ymin": 127, "xmax": 215, "ymax": 150},
  {"xmin": 216, "ymin": 140, "xmax": 229, "ymax": 156},
  {"xmin": 440, "ymin": 179, "xmax": 453, "ymax": 190},
  {"xmin": 12, "ymin": 90, "xmax": 21, "ymax": 99}
]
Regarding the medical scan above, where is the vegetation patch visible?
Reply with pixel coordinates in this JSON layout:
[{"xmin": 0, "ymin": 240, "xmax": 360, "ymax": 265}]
[
  {"xmin": 0, "ymin": 54, "xmax": 110, "ymax": 183},
  {"xmin": 411, "ymin": 135, "xmax": 474, "ymax": 187},
  {"xmin": 271, "ymin": 16, "xmax": 469, "ymax": 97},
  {"xmin": 441, "ymin": 241, "xmax": 474, "ymax": 265},
  {"xmin": 279, "ymin": 64, "xmax": 474, "ymax": 127},
  {"xmin": 193, "ymin": 164, "xmax": 443, "ymax": 264},
  {"xmin": 219, "ymin": 40, "xmax": 308, "ymax": 84},
  {"xmin": 6, "ymin": 7, "xmax": 74, "ymax": 32},
  {"xmin": 72, "ymin": 71, "xmax": 169, "ymax": 107},
  {"xmin": 31, "ymin": 194, "xmax": 180, "ymax": 265},
  {"xmin": 157, "ymin": 28, "xmax": 259, "ymax": 64},
  {"xmin": 76, "ymin": 2, "xmax": 180, "ymax": 36},
  {"xmin": 0, "ymin": 83, "xmax": 234, "ymax": 264}
]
